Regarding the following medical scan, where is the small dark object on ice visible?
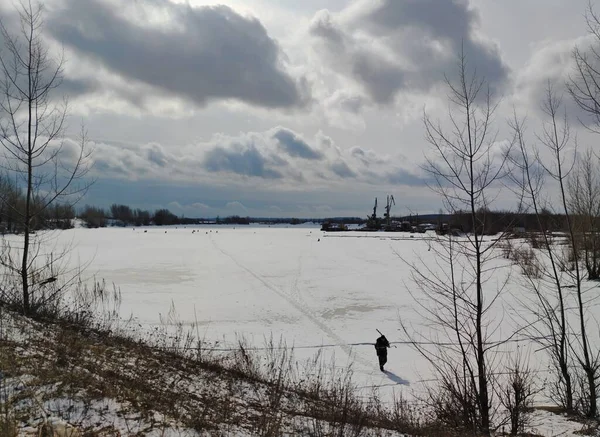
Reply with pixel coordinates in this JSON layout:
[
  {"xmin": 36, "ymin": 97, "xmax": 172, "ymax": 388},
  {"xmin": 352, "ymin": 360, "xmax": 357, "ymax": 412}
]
[{"xmin": 318, "ymin": 238, "xmax": 320, "ymax": 242}]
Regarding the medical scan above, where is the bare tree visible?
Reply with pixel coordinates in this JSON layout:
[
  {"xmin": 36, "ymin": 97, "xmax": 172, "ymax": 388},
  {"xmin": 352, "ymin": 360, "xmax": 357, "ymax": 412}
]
[
  {"xmin": 508, "ymin": 92, "xmax": 574, "ymax": 412},
  {"xmin": 568, "ymin": 3, "xmax": 600, "ymax": 133},
  {"xmin": 540, "ymin": 90, "xmax": 599, "ymax": 418},
  {"xmin": 568, "ymin": 149, "xmax": 600, "ymax": 281},
  {"xmin": 401, "ymin": 52, "xmax": 514, "ymax": 436},
  {"xmin": 401, "ymin": 235, "xmax": 489, "ymax": 435},
  {"xmin": 0, "ymin": 1, "xmax": 91, "ymax": 314},
  {"xmin": 499, "ymin": 350, "xmax": 537, "ymax": 436},
  {"xmin": 511, "ymin": 85, "xmax": 599, "ymax": 417}
]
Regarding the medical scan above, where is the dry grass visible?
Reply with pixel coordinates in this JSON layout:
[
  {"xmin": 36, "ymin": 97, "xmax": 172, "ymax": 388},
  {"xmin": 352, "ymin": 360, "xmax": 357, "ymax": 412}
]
[{"xmin": 0, "ymin": 306, "xmax": 428, "ymax": 436}]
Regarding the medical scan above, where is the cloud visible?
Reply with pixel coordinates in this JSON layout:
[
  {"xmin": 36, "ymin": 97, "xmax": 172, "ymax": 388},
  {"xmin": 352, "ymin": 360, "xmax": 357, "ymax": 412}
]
[
  {"xmin": 203, "ymin": 143, "xmax": 284, "ymax": 179},
  {"xmin": 323, "ymin": 90, "xmax": 368, "ymax": 130},
  {"xmin": 386, "ymin": 168, "xmax": 429, "ymax": 186},
  {"xmin": 60, "ymin": 77, "xmax": 102, "ymax": 96},
  {"xmin": 327, "ymin": 90, "xmax": 365, "ymax": 114},
  {"xmin": 309, "ymin": 0, "xmax": 509, "ymax": 104},
  {"xmin": 143, "ymin": 143, "xmax": 168, "ymax": 167},
  {"xmin": 514, "ymin": 35, "xmax": 593, "ymax": 119},
  {"xmin": 330, "ymin": 160, "xmax": 357, "ymax": 178},
  {"xmin": 92, "ymin": 143, "xmax": 158, "ymax": 180},
  {"xmin": 87, "ymin": 126, "xmax": 430, "ymax": 189},
  {"xmin": 48, "ymin": 0, "xmax": 308, "ymax": 109},
  {"xmin": 272, "ymin": 127, "xmax": 323, "ymax": 159},
  {"xmin": 350, "ymin": 146, "xmax": 386, "ymax": 166}
]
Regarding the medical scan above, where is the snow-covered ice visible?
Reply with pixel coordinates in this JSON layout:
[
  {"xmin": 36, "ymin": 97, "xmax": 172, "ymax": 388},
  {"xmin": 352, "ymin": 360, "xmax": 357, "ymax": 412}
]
[
  {"xmin": 15, "ymin": 225, "xmax": 431, "ymax": 394},
  {"xmin": 6, "ymin": 224, "xmax": 600, "ymax": 436}
]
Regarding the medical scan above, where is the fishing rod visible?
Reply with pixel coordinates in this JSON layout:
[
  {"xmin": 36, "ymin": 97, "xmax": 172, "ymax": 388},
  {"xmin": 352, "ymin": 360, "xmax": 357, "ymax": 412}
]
[{"xmin": 376, "ymin": 329, "xmax": 397, "ymax": 348}]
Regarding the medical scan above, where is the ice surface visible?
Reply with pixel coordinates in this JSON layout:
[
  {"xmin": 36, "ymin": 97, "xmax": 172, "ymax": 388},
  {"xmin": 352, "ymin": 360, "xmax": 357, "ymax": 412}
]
[
  {"xmin": 6, "ymin": 225, "xmax": 597, "ymax": 416},
  {"xmin": 15, "ymin": 226, "xmax": 428, "ymax": 394}
]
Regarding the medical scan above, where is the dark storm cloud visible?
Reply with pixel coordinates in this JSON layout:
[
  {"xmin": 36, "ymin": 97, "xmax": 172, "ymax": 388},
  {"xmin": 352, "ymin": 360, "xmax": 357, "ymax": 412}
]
[
  {"xmin": 48, "ymin": 0, "xmax": 307, "ymax": 108},
  {"xmin": 272, "ymin": 127, "xmax": 323, "ymax": 160},
  {"xmin": 203, "ymin": 144, "xmax": 284, "ymax": 179},
  {"xmin": 310, "ymin": 0, "xmax": 509, "ymax": 104}
]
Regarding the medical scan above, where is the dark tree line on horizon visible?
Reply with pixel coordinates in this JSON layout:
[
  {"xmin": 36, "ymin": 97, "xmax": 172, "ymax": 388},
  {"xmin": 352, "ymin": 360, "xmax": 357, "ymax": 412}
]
[
  {"xmin": 79, "ymin": 204, "xmax": 177, "ymax": 228},
  {"xmin": 0, "ymin": 173, "xmax": 75, "ymax": 233},
  {"xmin": 78, "ymin": 203, "xmax": 368, "ymax": 227}
]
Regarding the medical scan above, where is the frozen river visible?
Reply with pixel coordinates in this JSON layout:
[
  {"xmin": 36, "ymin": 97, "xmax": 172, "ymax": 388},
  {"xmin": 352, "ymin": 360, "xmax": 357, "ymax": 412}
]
[
  {"xmin": 37, "ymin": 225, "xmax": 434, "ymax": 394},
  {"xmin": 9, "ymin": 223, "xmax": 582, "ymax": 407}
]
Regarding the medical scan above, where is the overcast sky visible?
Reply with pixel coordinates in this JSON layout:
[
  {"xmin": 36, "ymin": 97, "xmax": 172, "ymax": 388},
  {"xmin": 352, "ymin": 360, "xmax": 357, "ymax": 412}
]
[{"xmin": 0, "ymin": 0, "xmax": 597, "ymax": 218}]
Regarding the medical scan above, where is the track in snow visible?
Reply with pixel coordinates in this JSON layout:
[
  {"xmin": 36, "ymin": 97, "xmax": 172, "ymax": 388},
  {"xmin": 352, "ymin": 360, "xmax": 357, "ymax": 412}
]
[{"xmin": 208, "ymin": 235, "xmax": 373, "ymax": 368}]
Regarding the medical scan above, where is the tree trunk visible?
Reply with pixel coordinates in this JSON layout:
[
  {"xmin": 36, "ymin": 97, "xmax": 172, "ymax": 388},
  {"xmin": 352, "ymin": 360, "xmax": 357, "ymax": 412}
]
[
  {"xmin": 22, "ymin": 20, "xmax": 34, "ymax": 314},
  {"xmin": 466, "ymin": 79, "xmax": 490, "ymax": 435}
]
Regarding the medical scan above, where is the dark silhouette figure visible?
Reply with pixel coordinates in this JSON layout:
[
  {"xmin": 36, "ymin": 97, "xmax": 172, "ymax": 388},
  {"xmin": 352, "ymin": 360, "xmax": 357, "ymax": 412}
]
[{"xmin": 375, "ymin": 335, "xmax": 390, "ymax": 371}]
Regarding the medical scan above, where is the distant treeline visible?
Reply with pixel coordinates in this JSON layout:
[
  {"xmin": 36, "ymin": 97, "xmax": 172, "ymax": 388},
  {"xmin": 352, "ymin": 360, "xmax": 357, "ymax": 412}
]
[
  {"xmin": 77, "ymin": 204, "xmax": 367, "ymax": 228},
  {"xmin": 0, "ymin": 175, "xmax": 74, "ymax": 233},
  {"xmin": 395, "ymin": 209, "xmax": 586, "ymax": 235},
  {"xmin": 0, "ymin": 192, "xmax": 582, "ymax": 234},
  {"xmin": 217, "ymin": 216, "xmax": 250, "ymax": 225},
  {"xmin": 255, "ymin": 217, "xmax": 365, "ymax": 225},
  {"xmin": 446, "ymin": 210, "xmax": 560, "ymax": 235},
  {"xmin": 77, "ymin": 203, "xmax": 587, "ymax": 233},
  {"xmin": 79, "ymin": 204, "xmax": 182, "ymax": 228}
]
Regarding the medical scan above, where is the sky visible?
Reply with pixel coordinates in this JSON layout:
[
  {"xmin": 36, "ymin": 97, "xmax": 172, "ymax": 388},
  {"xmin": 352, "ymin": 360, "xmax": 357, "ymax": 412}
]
[{"xmin": 0, "ymin": 0, "xmax": 598, "ymax": 218}]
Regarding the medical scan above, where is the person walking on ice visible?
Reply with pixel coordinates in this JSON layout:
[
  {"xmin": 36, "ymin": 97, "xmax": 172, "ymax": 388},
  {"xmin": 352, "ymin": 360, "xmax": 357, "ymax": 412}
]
[{"xmin": 374, "ymin": 331, "xmax": 391, "ymax": 371}]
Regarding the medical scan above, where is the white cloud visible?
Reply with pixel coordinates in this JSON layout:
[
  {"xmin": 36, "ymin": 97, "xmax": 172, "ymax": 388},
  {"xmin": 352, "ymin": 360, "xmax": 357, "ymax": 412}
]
[{"xmin": 514, "ymin": 35, "xmax": 592, "ymax": 116}]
